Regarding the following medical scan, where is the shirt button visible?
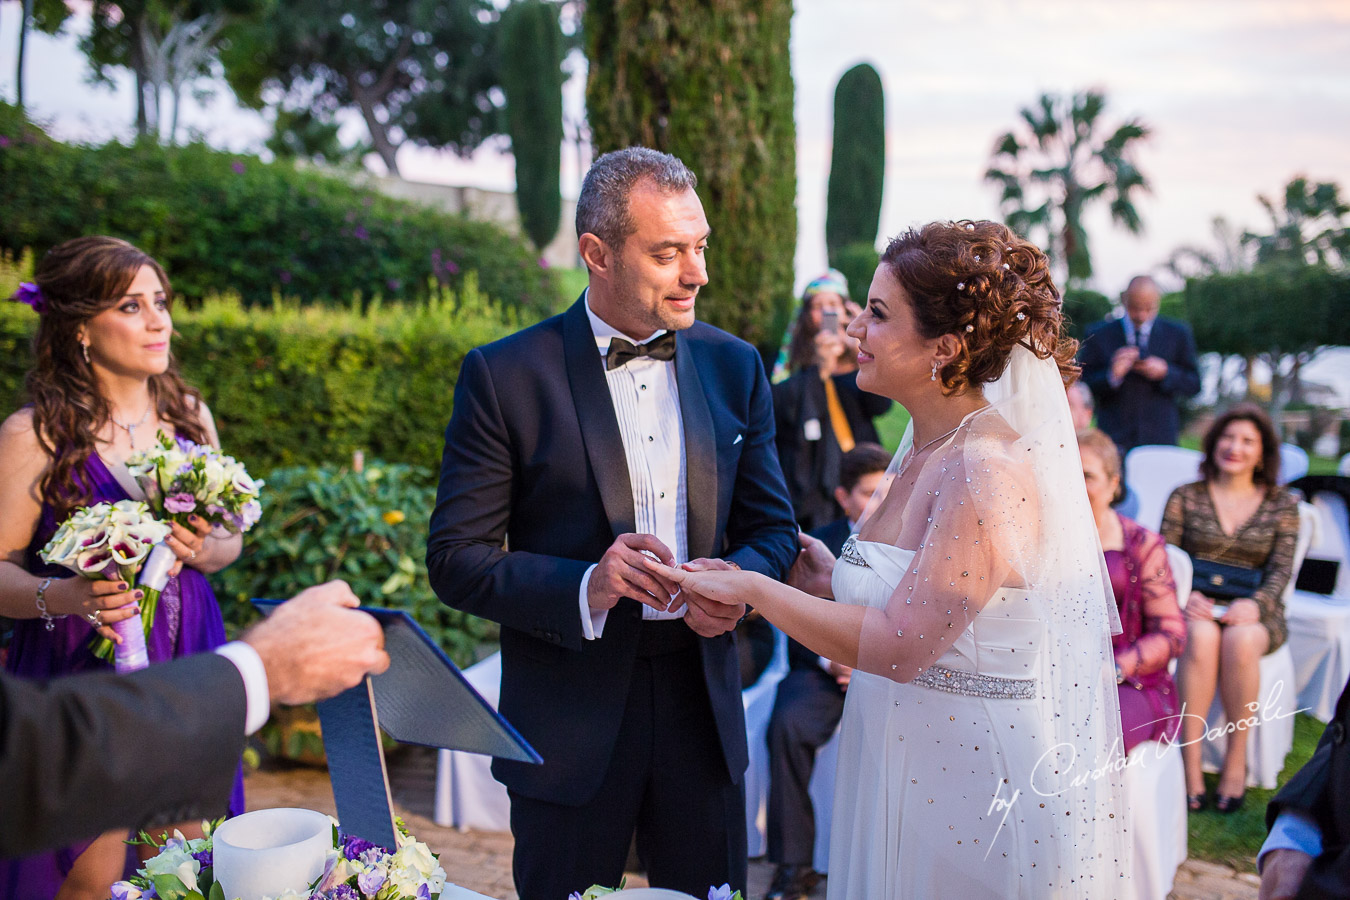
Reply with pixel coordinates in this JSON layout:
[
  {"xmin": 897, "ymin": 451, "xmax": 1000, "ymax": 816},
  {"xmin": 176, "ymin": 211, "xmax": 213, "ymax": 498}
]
[
  {"xmin": 660, "ymin": 492, "xmax": 666, "ymax": 499},
  {"xmin": 648, "ymin": 435, "xmax": 654, "ymax": 442},
  {"xmin": 640, "ymin": 384, "xmax": 648, "ymax": 391}
]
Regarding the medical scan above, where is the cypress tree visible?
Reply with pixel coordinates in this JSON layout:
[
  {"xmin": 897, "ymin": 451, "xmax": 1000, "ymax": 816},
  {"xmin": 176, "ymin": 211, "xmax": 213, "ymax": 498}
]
[
  {"xmin": 825, "ymin": 63, "xmax": 885, "ymax": 263},
  {"xmin": 500, "ymin": 0, "xmax": 566, "ymax": 251},
  {"xmin": 583, "ymin": 0, "xmax": 797, "ymax": 353}
]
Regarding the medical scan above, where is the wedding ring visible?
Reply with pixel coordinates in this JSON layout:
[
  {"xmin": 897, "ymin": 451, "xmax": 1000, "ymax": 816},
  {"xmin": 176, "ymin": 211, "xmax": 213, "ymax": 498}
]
[
  {"xmin": 86, "ymin": 610, "xmax": 104, "ymax": 628},
  {"xmin": 188, "ymin": 549, "xmax": 197, "ymax": 561}
]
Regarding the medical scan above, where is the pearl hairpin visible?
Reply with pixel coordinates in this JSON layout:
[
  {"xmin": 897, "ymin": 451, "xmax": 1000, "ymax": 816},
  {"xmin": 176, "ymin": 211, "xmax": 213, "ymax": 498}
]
[
  {"xmin": 956, "ymin": 282, "xmax": 966, "ymax": 291},
  {"xmin": 1016, "ymin": 312, "xmax": 1026, "ymax": 321},
  {"xmin": 965, "ymin": 224, "xmax": 975, "ymax": 231},
  {"xmin": 1002, "ymin": 263, "xmax": 1011, "ymax": 270},
  {"xmin": 974, "ymin": 254, "xmax": 981, "ymax": 262},
  {"xmin": 965, "ymin": 324, "xmax": 974, "ymax": 333}
]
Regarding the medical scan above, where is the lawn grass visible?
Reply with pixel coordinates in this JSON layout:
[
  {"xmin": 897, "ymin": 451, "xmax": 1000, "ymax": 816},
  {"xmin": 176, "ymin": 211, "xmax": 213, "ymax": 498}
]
[{"xmin": 1185, "ymin": 711, "xmax": 1324, "ymax": 873}]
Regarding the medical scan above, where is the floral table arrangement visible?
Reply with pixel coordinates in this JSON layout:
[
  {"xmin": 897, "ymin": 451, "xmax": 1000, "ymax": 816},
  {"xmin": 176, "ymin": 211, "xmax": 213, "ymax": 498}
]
[{"xmin": 108, "ymin": 818, "xmax": 446, "ymax": 900}]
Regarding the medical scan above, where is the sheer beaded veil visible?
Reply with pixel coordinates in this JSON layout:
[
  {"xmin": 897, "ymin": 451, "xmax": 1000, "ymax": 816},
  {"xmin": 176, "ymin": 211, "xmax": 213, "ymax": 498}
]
[{"xmin": 853, "ymin": 343, "xmax": 1131, "ymax": 890}]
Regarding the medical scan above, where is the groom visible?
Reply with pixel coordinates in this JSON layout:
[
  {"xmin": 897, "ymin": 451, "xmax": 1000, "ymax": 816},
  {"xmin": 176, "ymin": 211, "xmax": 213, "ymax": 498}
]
[{"xmin": 427, "ymin": 147, "xmax": 798, "ymax": 899}]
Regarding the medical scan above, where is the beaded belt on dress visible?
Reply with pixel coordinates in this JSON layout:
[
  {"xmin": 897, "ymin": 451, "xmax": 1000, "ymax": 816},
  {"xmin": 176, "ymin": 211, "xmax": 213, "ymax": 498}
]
[
  {"xmin": 913, "ymin": 664, "xmax": 1037, "ymax": 699},
  {"xmin": 840, "ymin": 536, "xmax": 868, "ymax": 567}
]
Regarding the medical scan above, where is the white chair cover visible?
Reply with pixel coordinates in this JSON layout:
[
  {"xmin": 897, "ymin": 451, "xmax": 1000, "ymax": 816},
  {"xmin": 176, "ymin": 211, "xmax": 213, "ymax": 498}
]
[
  {"xmin": 807, "ymin": 726, "xmax": 840, "ymax": 873},
  {"xmin": 434, "ymin": 653, "xmax": 511, "ymax": 832},
  {"xmin": 1339, "ymin": 453, "xmax": 1350, "ymax": 477},
  {"xmin": 743, "ymin": 626, "xmax": 790, "ymax": 857},
  {"xmin": 1124, "ymin": 740, "xmax": 1188, "ymax": 900},
  {"xmin": 1124, "ymin": 445, "xmax": 1204, "ymax": 532},
  {"xmin": 1200, "ymin": 502, "xmax": 1317, "ymax": 788},
  {"xmin": 1287, "ymin": 492, "xmax": 1350, "ymax": 723},
  {"xmin": 1279, "ymin": 444, "xmax": 1310, "ymax": 484}
]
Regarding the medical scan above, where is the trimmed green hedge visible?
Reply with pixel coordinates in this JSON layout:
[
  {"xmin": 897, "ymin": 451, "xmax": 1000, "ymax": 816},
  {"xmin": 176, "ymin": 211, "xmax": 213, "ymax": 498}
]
[
  {"xmin": 0, "ymin": 103, "xmax": 556, "ymax": 316},
  {"xmin": 0, "ymin": 284, "xmax": 519, "ymax": 473}
]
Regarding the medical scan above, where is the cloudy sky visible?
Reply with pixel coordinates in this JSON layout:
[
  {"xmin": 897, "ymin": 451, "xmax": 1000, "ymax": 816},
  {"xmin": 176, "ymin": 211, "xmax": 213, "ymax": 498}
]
[{"xmin": 3, "ymin": 0, "xmax": 1349, "ymax": 300}]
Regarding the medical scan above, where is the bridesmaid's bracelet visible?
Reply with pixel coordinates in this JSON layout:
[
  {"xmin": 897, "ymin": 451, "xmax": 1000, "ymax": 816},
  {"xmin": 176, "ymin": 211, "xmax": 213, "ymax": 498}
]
[{"xmin": 35, "ymin": 577, "xmax": 64, "ymax": 632}]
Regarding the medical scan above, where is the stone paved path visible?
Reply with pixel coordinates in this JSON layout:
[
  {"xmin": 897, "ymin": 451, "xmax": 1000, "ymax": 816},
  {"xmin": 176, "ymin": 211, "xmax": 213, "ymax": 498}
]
[{"xmin": 244, "ymin": 746, "xmax": 1259, "ymax": 900}]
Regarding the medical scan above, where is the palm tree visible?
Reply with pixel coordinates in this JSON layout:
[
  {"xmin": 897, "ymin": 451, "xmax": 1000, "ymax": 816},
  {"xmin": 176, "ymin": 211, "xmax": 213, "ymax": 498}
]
[
  {"xmin": 985, "ymin": 90, "xmax": 1150, "ymax": 287},
  {"xmin": 1244, "ymin": 176, "xmax": 1349, "ymax": 270}
]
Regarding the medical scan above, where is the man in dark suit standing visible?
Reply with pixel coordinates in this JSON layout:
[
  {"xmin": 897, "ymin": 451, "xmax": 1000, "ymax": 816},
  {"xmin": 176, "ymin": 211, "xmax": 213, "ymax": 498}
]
[
  {"xmin": 763, "ymin": 443, "xmax": 890, "ymax": 900},
  {"xmin": 427, "ymin": 147, "xmax": 798, "ymax": 900},
  {"xmin": 0, "ymin": 582, "xmax": 388, "ymax": 859},
  {"xmin": 1259, "ymin": 681, "xmax": 1350, "ymax": 899},
  {"xmin": 1078, "ymin": 275, "xmax": 1201, "ymax": 455}
]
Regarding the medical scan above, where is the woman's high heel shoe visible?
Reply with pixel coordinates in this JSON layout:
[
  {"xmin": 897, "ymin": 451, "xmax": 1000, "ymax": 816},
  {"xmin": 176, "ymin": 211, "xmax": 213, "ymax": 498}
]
[
  {"xmin": 1214, "ymin": 793, "xmax": 1246, "ymax": 814},
  {"xmin": 1186, "ymin": 792, "xmax": 1209, "ymax": 812}
]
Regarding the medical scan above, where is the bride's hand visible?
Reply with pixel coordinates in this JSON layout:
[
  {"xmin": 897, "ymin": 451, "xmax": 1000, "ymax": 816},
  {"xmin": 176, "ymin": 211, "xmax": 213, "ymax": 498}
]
[
  {"xmin": 788, "ymin": 532, "xmax": 835, "ymax": 598},
  {"xmin": 640, "ymin": 558, "xmax": 760, "ymax": 611}
]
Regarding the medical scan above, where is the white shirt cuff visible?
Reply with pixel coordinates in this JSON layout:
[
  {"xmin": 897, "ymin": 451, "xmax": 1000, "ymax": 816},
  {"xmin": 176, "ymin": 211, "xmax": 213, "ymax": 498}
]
[
  {"xmin": 818, "ymin": 655, "xmax": 833, "ymax": 673},
  {"xmin": 579, "ymin": 564, "xmax": 609, "ymax": 640},
  {"xmin": 1259, "ymin": 810, "xmax": 1323, "ymax": 872},
  {"xmin": 215, "ymin": 641, "xmax": 271, "ymax": 736}
]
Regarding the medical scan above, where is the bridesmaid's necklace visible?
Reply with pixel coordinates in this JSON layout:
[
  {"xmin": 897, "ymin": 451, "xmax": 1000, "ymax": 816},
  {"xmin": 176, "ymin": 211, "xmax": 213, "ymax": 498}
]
[{"xmin": 110, "ymin": 405, "xmax": 153, "ymax": 450}]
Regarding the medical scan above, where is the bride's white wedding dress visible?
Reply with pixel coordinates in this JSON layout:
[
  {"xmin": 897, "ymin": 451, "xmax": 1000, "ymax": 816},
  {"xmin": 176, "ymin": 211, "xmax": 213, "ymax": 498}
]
[
  {"xmin": 829, "ymin": 536, "xmax": 1064, "ymax": 897},
  {"xmin": 823, "ymin": 346, "xmax": 1132, "ymax": 898}
]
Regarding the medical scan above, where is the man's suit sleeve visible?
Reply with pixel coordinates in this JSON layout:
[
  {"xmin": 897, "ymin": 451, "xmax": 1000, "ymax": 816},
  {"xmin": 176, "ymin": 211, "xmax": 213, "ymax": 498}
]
[
  {"xmin": 722, "ymin": 352, "xmax": 801, "ymax": 581},
  {"xmin": 1265, "ymin": 713, "xmax": 1350, "ymax": 900},
  {"xmin": 1077, "ymin": 322, "xmax": 1119, "ymax": 398},
  {"xmin": 1159, "ymin": 320, "xmax": 1201, "ymax": 399},
  {"xmin": 0, "ymin": 653, "xmax": 246, "ymax": 858},
  {"xmin": 427, "ymin": 348, "xmax": 592, "ymax": 650}
]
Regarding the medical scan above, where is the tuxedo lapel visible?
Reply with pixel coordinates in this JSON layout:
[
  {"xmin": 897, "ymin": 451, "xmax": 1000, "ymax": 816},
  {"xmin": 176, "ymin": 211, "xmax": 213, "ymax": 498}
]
[
  {"xmin": 563, "ymin": 299, "xmax": 636, "ymax": 538},
  {"xmin": 676, "ymin": 331, "xmax": 718, "ymax": 560}
]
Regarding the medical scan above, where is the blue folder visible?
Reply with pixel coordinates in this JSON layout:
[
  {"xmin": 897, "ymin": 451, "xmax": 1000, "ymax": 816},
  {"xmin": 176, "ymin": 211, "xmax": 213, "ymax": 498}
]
[{"xmin": 252, "ymin": 599, "xmax": 540, "ymax": 850}]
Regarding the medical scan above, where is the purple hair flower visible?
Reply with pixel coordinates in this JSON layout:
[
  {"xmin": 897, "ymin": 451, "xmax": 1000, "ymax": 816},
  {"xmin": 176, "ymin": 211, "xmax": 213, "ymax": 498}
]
[
  {"xmin": 14, "ymin": 282, "xmax": 46, "ymax": 313},
  {"xmin": 165, "ymin": 493, "xmax": 197, "ymax": 514}
]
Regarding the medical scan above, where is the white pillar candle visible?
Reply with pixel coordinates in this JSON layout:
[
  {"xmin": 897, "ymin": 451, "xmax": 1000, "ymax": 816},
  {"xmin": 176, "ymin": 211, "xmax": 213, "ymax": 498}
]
[{"xmin": 212, "ymin": 808, "xmax": 333, "ymax": 900}]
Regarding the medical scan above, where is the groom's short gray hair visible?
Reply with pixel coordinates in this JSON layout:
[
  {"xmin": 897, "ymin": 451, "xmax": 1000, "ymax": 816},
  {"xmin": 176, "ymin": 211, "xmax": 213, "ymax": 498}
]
[{"xmin": 576, "ymin": 147, "xmax": 698, "ymax": 250}]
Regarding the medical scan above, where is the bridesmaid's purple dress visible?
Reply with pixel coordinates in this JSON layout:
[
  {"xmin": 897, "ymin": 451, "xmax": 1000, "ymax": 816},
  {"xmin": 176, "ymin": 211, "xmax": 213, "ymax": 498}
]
[{"xmin": 0, "ymin": 453, "xmax": 245, "ymax": 899}]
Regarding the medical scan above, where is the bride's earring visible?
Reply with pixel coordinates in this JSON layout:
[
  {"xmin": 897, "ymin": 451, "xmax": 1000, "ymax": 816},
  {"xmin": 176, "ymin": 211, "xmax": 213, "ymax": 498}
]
[
  {"xmin": 930, "ymin": 361, "xmax": 938, "ymax": 382},
  {"xmin": 81, "ymin": 342, "xmax": 90, "ymax": 364}
]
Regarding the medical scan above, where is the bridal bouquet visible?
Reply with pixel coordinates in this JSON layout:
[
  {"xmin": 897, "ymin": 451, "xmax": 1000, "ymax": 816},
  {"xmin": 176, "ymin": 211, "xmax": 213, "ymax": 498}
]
[
  {"xmin": 126, "ymin": 431, "xmax": 264, "ymax": 534},
  {"xmin": 109, "ymin": 819, "xmax": 447, "ymax": 900},
  {"xmin": 40, "ymin": 499, "xmax": 172, "ymax": 670}
]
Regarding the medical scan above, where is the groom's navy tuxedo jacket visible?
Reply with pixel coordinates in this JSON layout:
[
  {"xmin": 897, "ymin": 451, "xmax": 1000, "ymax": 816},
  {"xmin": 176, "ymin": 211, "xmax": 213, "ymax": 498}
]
[{"xmin": 428, "ymin": 297, "xmax": 798, "ymax": 807}]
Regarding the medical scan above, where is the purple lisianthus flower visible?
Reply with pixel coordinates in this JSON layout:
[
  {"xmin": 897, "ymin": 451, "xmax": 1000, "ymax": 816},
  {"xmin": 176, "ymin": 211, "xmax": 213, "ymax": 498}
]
[
  {"xmin": 192, "ymin": 847, "xmax": 212, "ymax": 868},
  {"xmin": 358, "ymin": 846, "xmax": 384, "ymax": 866},
  {"xmin": 708, "ymin": 885, "xmax": 735, "ymax": 900},
  {"xmin": 110, "ymin": 883, "xmax": 142, "ymax": 900},
  {"xmin": 14, "ymin": 282, "xmax": 46, "ymax": 313},
  {"xmin": 165, "ymin": 492, "xmax": 197, "ymax": 514},
  {"xmin": 324, "ymin": 887, "xmax": 359, "ymax": 900},
  {"xmin": 417, "ymin": 885, "xmax": 431, "ymax": 900},
  {"xmin": 342, "ymin": 834, "xmax": 379, "ymax": 861},
  {"xmin": 357, "ymin": 870, "xmax": 386, "ymax": 897}
]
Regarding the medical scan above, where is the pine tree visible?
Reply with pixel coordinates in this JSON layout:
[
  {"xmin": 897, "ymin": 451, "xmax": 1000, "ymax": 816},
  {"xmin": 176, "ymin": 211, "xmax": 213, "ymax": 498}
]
[
  {"xmin": 584, "ymin": 0, "xmax": 797, "ymax": 352},
  {"xmin": 825, "ymin": 63, "xmax": 885, "ymax": 264},
  {"xmin": 500, "ymin": 0, "xmax": 565, "ymax": 251}
]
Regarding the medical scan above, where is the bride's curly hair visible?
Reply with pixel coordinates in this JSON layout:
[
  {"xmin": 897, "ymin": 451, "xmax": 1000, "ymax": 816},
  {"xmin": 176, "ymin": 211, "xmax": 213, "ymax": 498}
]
[
  {"xmin": 16, "ymin": 236, "xmax": 207, "ymax": 521},
  {"xmin": 880, "ymin": 220, "xmax": 1079, "ymax": 394}
]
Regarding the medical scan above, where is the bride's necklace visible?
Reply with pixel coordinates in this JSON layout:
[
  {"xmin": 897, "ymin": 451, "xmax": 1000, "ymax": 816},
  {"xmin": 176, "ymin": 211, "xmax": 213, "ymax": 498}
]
[
  {"xmin": 897, "ymin": 422, "xmax": 962, "ymax": 478},
  {"xmin": 110, "ymin": 404, "xmax": 153, "ymax": 449}
]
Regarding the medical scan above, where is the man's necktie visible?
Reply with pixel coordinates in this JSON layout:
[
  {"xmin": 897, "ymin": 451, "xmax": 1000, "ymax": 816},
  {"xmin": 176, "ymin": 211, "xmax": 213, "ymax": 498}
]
[{"xmin": 606, "ymin": 332, "xmax": 677, "ymax": 371}]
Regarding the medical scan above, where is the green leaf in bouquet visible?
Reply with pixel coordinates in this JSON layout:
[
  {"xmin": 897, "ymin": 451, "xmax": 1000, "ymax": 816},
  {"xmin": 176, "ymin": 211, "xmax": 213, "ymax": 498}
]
[
  {"xmin": 152, "ymin": 874, "xmax": 192, "ymax": 900},
  {"xmin": 208, "ymin": 879, "xmax": 226, "ymax": 900}
]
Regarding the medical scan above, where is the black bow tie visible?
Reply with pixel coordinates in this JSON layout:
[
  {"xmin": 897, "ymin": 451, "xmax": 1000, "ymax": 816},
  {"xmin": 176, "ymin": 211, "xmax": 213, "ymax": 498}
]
[{"xmin": 605, "ymin": 332, "xmax": 677, "ymax": 370}]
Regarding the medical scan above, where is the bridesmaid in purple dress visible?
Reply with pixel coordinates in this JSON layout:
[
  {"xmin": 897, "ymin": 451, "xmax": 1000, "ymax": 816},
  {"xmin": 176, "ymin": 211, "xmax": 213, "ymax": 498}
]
[
  {"xmin": 1078, "ymin": 428, "xmax": 1187, "ymax": 754},
  {"xmin": 0, "ymin": 237, "xmax": 244, "ymax": 900}
]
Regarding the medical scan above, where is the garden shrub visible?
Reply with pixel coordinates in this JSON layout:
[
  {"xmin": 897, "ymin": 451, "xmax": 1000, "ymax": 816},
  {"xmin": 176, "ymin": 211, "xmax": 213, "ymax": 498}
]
[
  {"xmin": 0, "ymin": 103, "xmax": 557, "ymax": 316},
  {"xmin": 209, "ymin": 460, "xmax": 497, "ymax": 667},
  {"xmin": 0, "ymin": 282, "xmax": 520, "ymax": 473}
]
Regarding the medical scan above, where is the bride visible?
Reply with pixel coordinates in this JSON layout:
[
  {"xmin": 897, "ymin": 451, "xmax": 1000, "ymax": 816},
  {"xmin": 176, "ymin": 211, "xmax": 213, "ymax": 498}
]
[{"xmin": 649, "ymin": 221, "xmax": 1131, "ymax": 897}]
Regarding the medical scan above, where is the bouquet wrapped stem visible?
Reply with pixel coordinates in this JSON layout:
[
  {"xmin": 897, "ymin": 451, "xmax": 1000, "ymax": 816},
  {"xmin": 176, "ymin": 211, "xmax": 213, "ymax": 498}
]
[{"xmin": 93, "ymin": 542, "xmax": 176, "ymax": 671}]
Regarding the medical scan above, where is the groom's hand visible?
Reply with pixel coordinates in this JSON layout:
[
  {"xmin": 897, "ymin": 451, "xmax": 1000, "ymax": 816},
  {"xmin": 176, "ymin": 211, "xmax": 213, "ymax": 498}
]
[
  {"xmin": 588, "ymin": 533, "xmax": 681, "ymax": 613},
  {"xmin": 680, "ymin": 558, "xmax": 745, "ymax": 637}
]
